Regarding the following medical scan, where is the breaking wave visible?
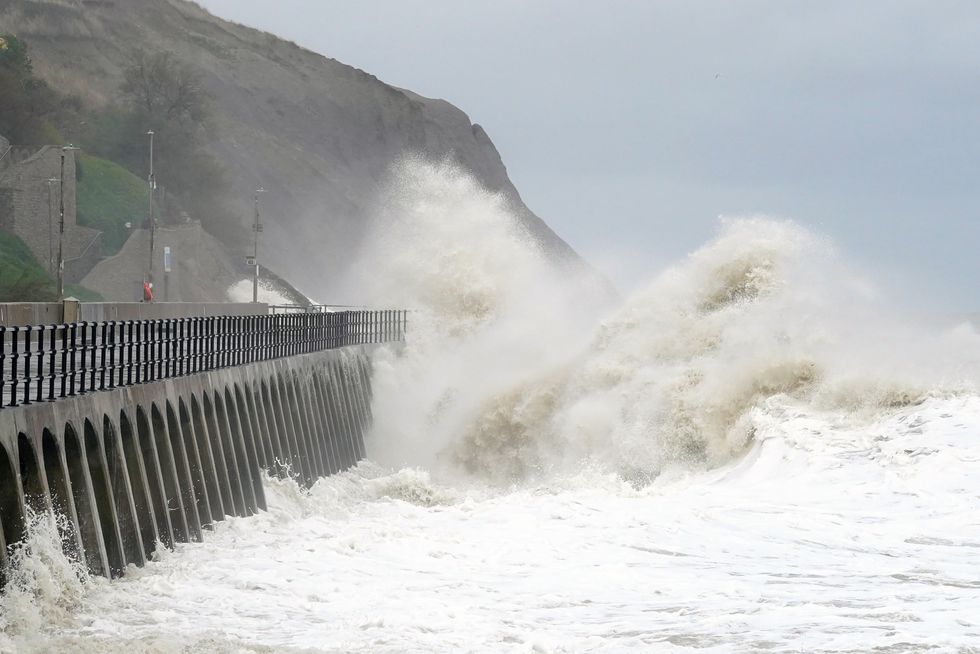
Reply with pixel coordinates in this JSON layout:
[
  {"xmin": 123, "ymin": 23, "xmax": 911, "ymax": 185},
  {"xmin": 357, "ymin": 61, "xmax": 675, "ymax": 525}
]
[{"xmin": 359, "ymin": 159, "xmax": 980, "ymax": 484}]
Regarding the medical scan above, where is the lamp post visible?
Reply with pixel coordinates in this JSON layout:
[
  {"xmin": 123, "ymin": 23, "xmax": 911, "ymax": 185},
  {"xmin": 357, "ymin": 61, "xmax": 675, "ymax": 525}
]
[
  {"xmin": 45, "ymin": 177, "xmax": 58, "ymax": 274},
  {"xmin": 146, "ymin": 130, "xmax": 156, "ymax": 294},
  {"xmin": 57, "ymin": 145, "xmax": 80, "ymax": 299},
  {"xmin": 252, "ymin": 188, "xmax": 266, "ymax": 303}
]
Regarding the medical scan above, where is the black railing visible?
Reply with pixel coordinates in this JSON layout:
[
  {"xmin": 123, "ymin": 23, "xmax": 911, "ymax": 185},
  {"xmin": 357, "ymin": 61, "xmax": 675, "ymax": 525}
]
[{"xmin": 0, "ymin": 310, "xmax": 407, "ymax": 409}]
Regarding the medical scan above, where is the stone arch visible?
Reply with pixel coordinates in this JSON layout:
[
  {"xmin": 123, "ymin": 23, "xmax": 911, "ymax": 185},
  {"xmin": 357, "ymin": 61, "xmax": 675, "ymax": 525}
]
[
  {"xmin": 325, "ymin": 361, "xmax": 357, "ymax": 470},
  {"xmin": 232, "ymin": 384, "xmax": 266, "ymax": 511},
  {"xmin": 136, "ymin": 405, "xmax": 173, "ymax": 548},
  {"xmin": 83, "ymin": 419, "xmax": 125, "ymax": 577},
  {"xmin": 0, "ymin": 442, "xmax": 25, "ymax": 556},
  {"xmin": 150, "ymin": 404, "xmax": 188, "ymax": 542},
  {"xmin": 165, "ymin": 400, "xmax": 201, "ymax": 541},
  {"xmin": 309, "ymin": 367, "xmax": 341, "ymax": 475},
  {"xmin": 178, "ymin": 397, "xmax": 212, "ymax": 529},
  {"xmin": 120, "ymin": 409, "xmax": 159, "ymax": 558},
  {"xmin": 64, "ymin": 422, "xmax": 106, "ymax": 576},
  {"xmin": 102, "ymin": 414, "xmax": 144, "ymax": 568},
  {"xmin": 289, "ymin": 372, "xmax": 324, "ymax": 480},
  {"xmin": 242, "ymin": 380, "xmax": 272, "ymax": 471},
  {"xmin": 212, "ymin": 390, "xmax": 248, "ymax": 516},
  {"xmin": 42, "ymin": 428, "xmax": 79, "ymax": 556},
  {"xmin": 275, "ymin": 371, "xmax": 310, "ymax": 484},
  {"xmin": 190, "ymin": 394, "xmax": 227, "ymax": 522},
  {"xmin": 224, "ymin": 387, "xmax": 259, "ymax": 512},
  {"xmin": 259, "ymin": 378, "xmax": 287, "ymax": 476},
  {"xmin": 17, "ymin": 432, "xmax": 47, "ymax": 515},
  {"xmin": 202, "ymin": 392, "xmax": 240, "ymax": 516}
]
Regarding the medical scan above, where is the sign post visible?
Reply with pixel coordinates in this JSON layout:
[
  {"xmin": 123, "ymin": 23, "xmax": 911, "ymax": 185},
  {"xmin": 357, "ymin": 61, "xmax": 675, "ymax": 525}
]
[{"xmin": 163, "ymin": 245, "xmax": 172, "ymax": 301}]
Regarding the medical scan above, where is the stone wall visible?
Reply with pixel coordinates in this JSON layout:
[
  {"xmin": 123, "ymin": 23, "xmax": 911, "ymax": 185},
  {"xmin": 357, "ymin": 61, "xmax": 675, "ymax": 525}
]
[
  {"xmin": 83, "ymin": 221, "xmax": 243, "ymax": 302},
  {"xmin": 0, "ymin": 345, "xmax": 376, "ymax": 576},
  {"xmin": 0, "ymin": 144, "xmax": 102, "ymax": 280}
]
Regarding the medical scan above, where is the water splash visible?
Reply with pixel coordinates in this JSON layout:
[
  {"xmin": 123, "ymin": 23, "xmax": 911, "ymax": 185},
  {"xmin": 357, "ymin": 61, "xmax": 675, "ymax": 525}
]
[
  {"xmin": 0, "ymin": 509, "xmax": 91, "ymax": 648},
  {"xmin": 358, "ymin": 161, "xmax": 980, "ymax": 484}
]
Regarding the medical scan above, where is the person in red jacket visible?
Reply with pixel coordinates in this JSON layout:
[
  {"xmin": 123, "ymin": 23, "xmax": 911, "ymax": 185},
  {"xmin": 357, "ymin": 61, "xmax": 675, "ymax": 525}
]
[{"xmin": 142, "ymin": 281, "xmax": 154, "ymax": 302}]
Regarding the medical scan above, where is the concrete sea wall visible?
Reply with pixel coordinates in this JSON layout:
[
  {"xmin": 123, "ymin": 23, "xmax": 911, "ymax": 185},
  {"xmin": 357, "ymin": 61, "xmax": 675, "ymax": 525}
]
[{"xmin": 0, "ymin": 345, "xmax": 375, "ymax": 579}]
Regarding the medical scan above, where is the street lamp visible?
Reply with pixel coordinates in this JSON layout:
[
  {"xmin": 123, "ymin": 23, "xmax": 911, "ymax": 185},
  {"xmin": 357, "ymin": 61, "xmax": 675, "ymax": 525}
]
[
  {"xmin": 57, "ymin": 145, "xmax": 80, "ymax": 299},
  {"xmin": 251, "ymin": 188, "xmax": 266, "ymax": 303},
  {"xmin": 146, "ymin": 130, "xmax": 156, "ymax": 292},
  {"xmin": 45, "ymin": 177, "xmax": 58, "ymax": 274}
]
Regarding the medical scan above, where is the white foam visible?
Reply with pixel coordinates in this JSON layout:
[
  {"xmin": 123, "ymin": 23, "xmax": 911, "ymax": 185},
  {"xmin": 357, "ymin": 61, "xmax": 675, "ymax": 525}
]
[{"xmin": 6, "ymin": 159, "xmax": 979, "ymax": 651}]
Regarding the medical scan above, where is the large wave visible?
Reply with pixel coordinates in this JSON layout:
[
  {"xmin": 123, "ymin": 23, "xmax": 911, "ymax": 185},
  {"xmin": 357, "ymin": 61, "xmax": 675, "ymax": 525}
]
[{"xmin": 356, "ymin": 158, "xmax": 980, "ymax": 484}]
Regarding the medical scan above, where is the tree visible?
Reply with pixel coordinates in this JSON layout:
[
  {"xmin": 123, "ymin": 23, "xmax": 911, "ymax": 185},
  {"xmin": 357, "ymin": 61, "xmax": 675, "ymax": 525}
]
[
  {"xmin": 0, "ymin": 34, "xmax": 62, "ymax": 144},
  {"xmin": 120, "ymin": 50, "xmax": 208, "ymax": 125},
  {"xmin": 96, "ymin": 49, "xmax": 245, "ymax": 243}
]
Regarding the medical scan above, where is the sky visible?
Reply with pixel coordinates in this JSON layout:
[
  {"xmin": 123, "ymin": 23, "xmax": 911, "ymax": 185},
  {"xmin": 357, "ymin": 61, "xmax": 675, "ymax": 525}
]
[{"xmin": 198, "ymin": 0, "xmax": 979, "ymax": 311}]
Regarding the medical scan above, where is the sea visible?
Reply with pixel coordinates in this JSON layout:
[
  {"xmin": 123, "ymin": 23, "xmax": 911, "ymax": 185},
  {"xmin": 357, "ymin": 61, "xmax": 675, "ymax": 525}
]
[{"xmin": 1, "ymin": 159, "xmax": 978, "ymax": 653}]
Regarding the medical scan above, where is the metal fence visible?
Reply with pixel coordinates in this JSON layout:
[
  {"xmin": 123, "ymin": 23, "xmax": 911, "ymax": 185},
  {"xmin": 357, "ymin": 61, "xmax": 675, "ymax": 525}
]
[{"xmin": 0, "ymin": 310, "xmax": 407, "ymax": 409}]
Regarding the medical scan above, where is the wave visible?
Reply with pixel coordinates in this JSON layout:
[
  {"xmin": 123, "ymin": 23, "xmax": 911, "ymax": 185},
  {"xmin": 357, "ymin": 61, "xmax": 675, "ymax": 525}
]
[{"xmin": 357, "ymin": 159, "xmax": 980, "ymax": 484}]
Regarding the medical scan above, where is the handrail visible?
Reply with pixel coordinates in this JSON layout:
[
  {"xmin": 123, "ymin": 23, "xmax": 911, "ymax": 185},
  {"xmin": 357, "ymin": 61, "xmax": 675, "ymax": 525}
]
[{"xmin": 0, "ymin": 309, "xmax": 408, "ymax": 409}]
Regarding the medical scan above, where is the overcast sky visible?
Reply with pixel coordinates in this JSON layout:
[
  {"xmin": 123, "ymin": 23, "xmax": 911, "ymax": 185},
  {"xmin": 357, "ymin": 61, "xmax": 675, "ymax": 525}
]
[{"xmin": 198, "ymin": 0, "xmax": 979, "ymax": 311}]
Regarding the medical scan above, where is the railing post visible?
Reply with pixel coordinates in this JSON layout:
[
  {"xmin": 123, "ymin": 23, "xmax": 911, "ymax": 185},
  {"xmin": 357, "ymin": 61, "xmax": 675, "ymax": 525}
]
[
  {"xmin": 102, "ymin": 321, "xmax": 112, "ymax": 391},
  {"xmin": 167, "ymin": 318, "xmax": 175, "ymax": 378},
  {"xmin": 194, "ymin": 317, "xmax": 202, "ymax": 373},
  {"xmin": 255, "ymin": 314, "xmax": 262, "ymax": 361},
  {"xmin": 96, "ymin": 322, "xmax": 105, "ymax": 391},
  {"xmin": 157, "ymin": 319, "xmax": 165, "ymax": 380},
  {"xmin": 146, "ymin": 319, "xmax": 154, "ymax": 382},
  {"xmin": 68, "ymin": 322, "xmax": 80, "ymax": 396},
  {"xmin": 47, "ymin": 325, "xmax": 57, "ymax": 401},
  {"xmin": 237, "ymin": 315, "xmax": 244, "ymax": 365},
  {"xmin": 125, "ymin": 321, "xmax": 135, "ymax": 385},
  {"xmin": 8, "ymin": 326, "xmax": 20, "ymax": 406},
  {"xmin": 143, "ymin": 320, "xmax": 152, "ymax": 383},
  {"xmin": 22, "ymin": 325, "xmax": 33, "ymax": 405},
  {"xmin": 59, "ymin": 323, "xmax": 69, "ymax": 398},
  {"xmin": 221, "ymin": 316, "xmax": 229, "ymax": 367},
  {"xmin": 83, "ymin": 322, "xmax": 92, "ymax": 393},
  {"xmin": 207, "ymin": 317, "xmax": 216, "ymax": 370}
]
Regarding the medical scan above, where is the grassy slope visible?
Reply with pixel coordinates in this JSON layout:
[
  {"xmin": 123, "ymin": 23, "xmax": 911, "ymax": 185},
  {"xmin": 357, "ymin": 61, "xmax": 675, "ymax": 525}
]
[
  {"xmin": 0, "ymin": 229, "xmax": 104, "ymax": 302},
  {"xmin": 0, "ymin": 228, "xmax": 57, "ymax": 301},
  {"xmin": 75, "ymin": 153, "xmax": 149, "ymax": 255}
]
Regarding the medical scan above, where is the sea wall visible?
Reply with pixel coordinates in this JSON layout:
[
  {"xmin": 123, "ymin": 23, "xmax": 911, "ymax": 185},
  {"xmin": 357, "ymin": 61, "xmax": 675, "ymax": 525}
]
[{"xmin": 0, "ymin": 345, "xmax": 374, "ymax": 579}]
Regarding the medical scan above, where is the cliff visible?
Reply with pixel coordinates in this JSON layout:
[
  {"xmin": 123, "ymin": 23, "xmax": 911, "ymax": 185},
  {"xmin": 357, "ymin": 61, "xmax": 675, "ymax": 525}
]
[{"xmin": 0, "ymin": 0, "xmax": 587, "ymax": 301}]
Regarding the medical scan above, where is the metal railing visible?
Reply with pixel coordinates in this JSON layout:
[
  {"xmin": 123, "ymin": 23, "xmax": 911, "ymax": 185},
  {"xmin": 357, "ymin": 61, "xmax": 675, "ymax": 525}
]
[{"xmin": 0, "ymin": 309, "xmax": 407, "ymax": 409}]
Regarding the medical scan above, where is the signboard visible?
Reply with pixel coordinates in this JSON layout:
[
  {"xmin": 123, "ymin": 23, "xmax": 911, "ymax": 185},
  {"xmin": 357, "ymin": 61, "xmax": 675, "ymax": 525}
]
[
  {"xmin": 245, "ymin": 256, "xmax": 256, "ymax": 266},
  {"xmin": 163, "ymin": 246, "xmax": 172, "ymax": 273}
]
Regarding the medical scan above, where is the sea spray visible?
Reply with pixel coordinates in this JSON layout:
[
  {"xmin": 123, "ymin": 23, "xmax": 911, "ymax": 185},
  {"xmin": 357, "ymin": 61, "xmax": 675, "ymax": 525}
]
[
  {"xmin": 0, "ymin": 509, "xmax": 91, "ymax": 647},
  {"xmin": 6, "ymin": 156, "xmax": 980, "ymax": 651},
  {"xmin": 355, "ymin": 161, "xmax": 980, "ymax": 484}
]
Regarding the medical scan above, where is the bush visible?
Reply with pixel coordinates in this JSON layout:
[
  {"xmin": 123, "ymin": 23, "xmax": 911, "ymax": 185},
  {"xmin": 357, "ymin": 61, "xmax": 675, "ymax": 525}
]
[{"xmin": 0, "ymin": 228, "xmax": 58, "ymax": 301}]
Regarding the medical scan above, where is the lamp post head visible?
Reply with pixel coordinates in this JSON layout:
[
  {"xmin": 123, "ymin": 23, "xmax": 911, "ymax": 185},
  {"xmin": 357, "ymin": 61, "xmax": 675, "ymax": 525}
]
[{"xmin": 147, "ymin": 130, "xmax": 154, "ymax": 136}]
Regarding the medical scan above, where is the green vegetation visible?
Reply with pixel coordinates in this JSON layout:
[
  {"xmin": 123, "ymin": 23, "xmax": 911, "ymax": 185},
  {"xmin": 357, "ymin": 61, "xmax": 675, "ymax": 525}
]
[
  {"xmin": 65, "ymin": 284, "xmax": 104, "ymax": 302},
  {"xmin": 0, "ymin": 229, "xmax": 103, "ymax": 302},
  {"xmin": 75, "ymin": 153, "xmax": 151, "ymax": 255},
  {"xmin": 0, "ymin": 228, "xmax": 57, "ymax": 301},
  {"xmin": 78, "ymin": 49, "xmax": 242, "ymax": 244},
  {"xmin": 1, "ymin": 35, "xmax": 244, "ymax": 301},
  {"xmin": 0, "ymin": 34, "xmax": 77, "ymax": 144}
]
